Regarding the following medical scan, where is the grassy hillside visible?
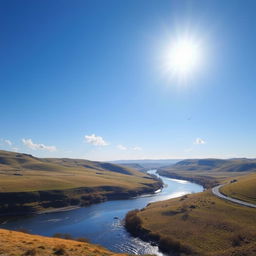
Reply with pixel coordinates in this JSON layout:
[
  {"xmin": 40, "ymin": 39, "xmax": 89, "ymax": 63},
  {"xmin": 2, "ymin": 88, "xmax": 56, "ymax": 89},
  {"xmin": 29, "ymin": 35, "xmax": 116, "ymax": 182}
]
[
  {"xmin": 0, "ymin": 150, "xmax": 162, "ymax": 215},
  {"xmin": 125, "ymin": 189, "xmax": 256, "ymax": 256},
  {"xmin": 220, "ymin": 172, "xmax": 256, "ymax": 204},
  {"xmin": 158, "ymin": 158, "xmax": 256, "ymax": 188},
  {"xmin": 0, "ymin": 229, "xmax": 124, "ymax": 256},
  {"xmin": 160, "ymin": 158, "xmax": 256, "ymax": 173}
]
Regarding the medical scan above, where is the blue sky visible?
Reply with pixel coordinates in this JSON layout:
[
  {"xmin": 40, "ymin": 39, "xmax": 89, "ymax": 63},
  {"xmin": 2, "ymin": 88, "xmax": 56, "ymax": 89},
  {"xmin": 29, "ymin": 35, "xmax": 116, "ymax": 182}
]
[{"xmin": 1, "ymin": 0, "xmax": 256, "ymax": 160}]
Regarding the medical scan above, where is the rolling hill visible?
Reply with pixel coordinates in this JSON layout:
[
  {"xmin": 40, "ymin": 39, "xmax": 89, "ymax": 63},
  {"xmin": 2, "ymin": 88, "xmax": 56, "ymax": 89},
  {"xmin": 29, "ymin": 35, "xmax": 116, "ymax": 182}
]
[
  {"xmin": 0, "ymin": 150, "xmax": 162, "ymax": 215},
  {"xmin": 125, "ymin": 173, "xmax": 256, "ymax": 256},
  {"xmin": 158, "ymin": 158, "xmax": 256, "ymax": 188},
  {"xmin": 160, "ymin": 158, "xmax": 256, "ymax": 172}
]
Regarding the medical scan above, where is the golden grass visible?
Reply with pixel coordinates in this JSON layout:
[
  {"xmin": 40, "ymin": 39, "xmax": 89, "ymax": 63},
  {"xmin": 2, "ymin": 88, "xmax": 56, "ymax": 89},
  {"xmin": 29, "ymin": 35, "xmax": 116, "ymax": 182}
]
[
  {"xmin": 0, "ymin": 150, "xmax": 157, "ymax": 192},
  {"xmin": 0, "ymin": 229, "xmax": 125, "ymax": 256},
  {"xmin": 220, "ymin": 172, "xmax": 256, "ymax": 204},
  {"xmin": 136, "ymin": 190, "xmax": 256, "ymax": 256}
]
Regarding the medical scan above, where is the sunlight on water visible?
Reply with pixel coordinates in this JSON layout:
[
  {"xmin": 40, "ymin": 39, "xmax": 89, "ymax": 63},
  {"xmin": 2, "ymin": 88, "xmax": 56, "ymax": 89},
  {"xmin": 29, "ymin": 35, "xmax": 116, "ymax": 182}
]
[{"xmin": 0, "ymin": 170, "xmax": 203, "ymax": 256}]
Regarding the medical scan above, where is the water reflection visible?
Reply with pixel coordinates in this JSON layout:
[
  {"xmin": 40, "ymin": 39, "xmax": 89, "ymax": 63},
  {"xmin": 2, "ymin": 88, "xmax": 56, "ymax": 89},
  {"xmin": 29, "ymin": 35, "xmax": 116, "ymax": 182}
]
[{"xmin": 0, "ymin": 170, "xmax": 203, "ymax": 255}]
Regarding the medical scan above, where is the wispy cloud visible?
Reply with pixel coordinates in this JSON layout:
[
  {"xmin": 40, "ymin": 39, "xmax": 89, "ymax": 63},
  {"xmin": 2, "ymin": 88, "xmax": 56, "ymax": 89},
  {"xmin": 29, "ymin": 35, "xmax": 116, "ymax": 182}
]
[
  {"xmin": 22, "ymin": 138, "xmax": 57, "ymax": 152},
  {"xmin": 4, "ymin": 139, "xmax": 12, "ymax": 146},
  {"xmin": 132, "ymin": 146, "xmax": 142, "ymax": 151},
  {"xmin": 0, "ymin": 139, "xmax": 12, "ymax": 146},
  {"xmin": 84, "ymin": 134, "xmax": 108, "ymax": 146},
  {"xmin": 194, "ymin": 138, "xmax": 206, "ymax": 145},
  {"xmin": 117, "ymin": 144, "xmax": 127, "ymax": 150}
]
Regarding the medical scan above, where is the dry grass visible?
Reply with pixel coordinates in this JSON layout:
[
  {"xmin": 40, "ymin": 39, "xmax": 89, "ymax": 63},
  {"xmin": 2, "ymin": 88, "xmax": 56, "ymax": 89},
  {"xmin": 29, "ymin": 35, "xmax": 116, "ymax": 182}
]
[
  {"xmin": 136, "ymin": 190, "xmax": 256, "ymax": 256},
  {"xmin": 0, "ymin": 150, "xmax": 157, "ymax": 193},
  {"xmin": 220, "ymin": 172, "xmax": 256, "ymax": 204},
  {"xmin": 0, "ymin": 229, "xmax": 125, "ymax": 256}
]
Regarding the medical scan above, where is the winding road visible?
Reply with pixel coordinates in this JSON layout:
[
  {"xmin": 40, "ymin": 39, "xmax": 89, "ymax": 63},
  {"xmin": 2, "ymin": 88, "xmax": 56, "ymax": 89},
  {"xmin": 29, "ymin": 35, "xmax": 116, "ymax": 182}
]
[{"xmin": 212, "ymin": 184, "xmax": 256, "ymax": 208}]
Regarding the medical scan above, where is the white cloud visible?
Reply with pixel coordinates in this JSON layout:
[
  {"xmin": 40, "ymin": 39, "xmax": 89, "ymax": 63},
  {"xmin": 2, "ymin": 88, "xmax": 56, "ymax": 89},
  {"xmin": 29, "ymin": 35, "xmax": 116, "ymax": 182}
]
[
  {"xmin": 132, "ymin": 146, "xmax": 142, "ymax": 151},
  {"xmin": 194, "ymin": 138, "xmax": 206, "ymax": 145},
  {"xmin": 117, "ymin": 144, "xmax": 127, "ymax": 150},
  {"xmin": 12, "ymin": 147, "xmax": 18, "ymax": 152},
  {"xmin": 84, "ymin": 134, "xmax": 108, "ymax": 146},
  {"xmin": 22, "ymin": 138, "xmax": 57, "ymax": 152},
  {"xmin": 4, "ymin": 139, "xmax": 12, "ymax": 146}
]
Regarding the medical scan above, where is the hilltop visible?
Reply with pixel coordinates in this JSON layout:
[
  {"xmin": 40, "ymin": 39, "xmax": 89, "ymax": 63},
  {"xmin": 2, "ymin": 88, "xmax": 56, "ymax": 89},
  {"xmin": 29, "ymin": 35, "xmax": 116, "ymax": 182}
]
[{"xmin": 0, "ymin": 150, "xmax": 162, "ymax": 215}]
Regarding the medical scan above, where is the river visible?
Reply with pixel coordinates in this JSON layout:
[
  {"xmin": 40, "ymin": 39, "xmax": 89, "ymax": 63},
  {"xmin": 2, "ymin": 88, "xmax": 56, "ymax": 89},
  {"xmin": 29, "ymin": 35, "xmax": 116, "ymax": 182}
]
[{"xmin": 0, "ymin": 170, "xmax": 203, "ymax": 255}]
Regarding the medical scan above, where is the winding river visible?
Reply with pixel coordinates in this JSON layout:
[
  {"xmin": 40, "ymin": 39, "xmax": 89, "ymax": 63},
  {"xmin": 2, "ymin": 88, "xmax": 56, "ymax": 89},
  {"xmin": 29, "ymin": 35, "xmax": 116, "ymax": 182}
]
[{"xmin": 0, "ymin": 170, "xmax": 203, "ymax": 255}]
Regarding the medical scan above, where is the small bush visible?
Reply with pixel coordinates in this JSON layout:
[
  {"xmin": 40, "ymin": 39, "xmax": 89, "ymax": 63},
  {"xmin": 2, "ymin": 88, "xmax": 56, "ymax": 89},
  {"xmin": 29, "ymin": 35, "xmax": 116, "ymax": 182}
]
[
  {"xmin": 231, "ymin": 233, "xmax": 246, "ymax": 247},
  {"xmin": 159, "ymin": 235, "xmax": 193, "ymax": 254},
  {"xmin": 22, "ymin": 249, "xmax": 36, "ymax": 256},
  {"xmin": 181, "ymin": 213, "xmax": 189, "ymax": 221},
  {"xmin": 53, "ymin": 244, "xmax": 66, "ymax": 255},
  {"xmin": 124, "ymin": 210, "xmax": 142, "ymax": 235}
]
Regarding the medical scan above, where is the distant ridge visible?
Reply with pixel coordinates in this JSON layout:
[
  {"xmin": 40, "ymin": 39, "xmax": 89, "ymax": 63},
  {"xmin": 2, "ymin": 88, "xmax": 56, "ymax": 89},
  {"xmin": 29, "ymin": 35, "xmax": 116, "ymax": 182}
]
[
  {"xmin": 110, "ymin": 159, "xmax": 182, "ymax": 170},
  {"xmin": 161, "ymin": 158, "xmax": 256, "ymax": 172}
]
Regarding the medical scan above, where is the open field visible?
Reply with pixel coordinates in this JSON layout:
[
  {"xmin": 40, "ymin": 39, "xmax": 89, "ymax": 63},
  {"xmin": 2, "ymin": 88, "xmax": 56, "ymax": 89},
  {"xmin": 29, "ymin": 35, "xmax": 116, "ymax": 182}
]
[
  {"xmin": 220, "ymin": 172, "xmax": 256, "ymax": 204},
  {"xmin": 0, "ymin": 228, "xmax": 125, "ymax": 256},
  {"xmin": 126, "ymin": 189, "xmax": 256, "ymax": 256},
  {"xmin": 0, "ymin": 150, "xmax": 162, "ymax": 215}
]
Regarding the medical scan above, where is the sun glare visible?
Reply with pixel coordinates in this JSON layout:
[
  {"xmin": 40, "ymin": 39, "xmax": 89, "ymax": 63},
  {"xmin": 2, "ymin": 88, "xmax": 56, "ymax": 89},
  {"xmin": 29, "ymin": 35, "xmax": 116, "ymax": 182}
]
[{"xmin": 164, "ymin": 37, "xmax": 202, "ymax": 80}]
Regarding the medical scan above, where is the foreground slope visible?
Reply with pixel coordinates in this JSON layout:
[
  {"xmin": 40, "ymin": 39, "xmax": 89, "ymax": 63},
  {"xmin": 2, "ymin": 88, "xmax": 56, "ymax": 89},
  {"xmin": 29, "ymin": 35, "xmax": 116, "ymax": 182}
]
[
  {"xmin": 0, "ymin": 229, "xmax": 124, "ymax": 256},
  {"xmin": 126, "ymin": 189, "xmax": 256, "ymax": 256},
  {"xmin": 0, "ymin": 150, "xmax": 161, "ymax": 215}
]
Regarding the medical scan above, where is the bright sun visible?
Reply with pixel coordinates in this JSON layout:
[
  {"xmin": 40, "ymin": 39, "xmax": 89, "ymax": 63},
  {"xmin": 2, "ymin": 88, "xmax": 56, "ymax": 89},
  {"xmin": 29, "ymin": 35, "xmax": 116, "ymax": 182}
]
[{"xmin": 165, "ymin": 38, "xmax": 202, "ymax": 79}]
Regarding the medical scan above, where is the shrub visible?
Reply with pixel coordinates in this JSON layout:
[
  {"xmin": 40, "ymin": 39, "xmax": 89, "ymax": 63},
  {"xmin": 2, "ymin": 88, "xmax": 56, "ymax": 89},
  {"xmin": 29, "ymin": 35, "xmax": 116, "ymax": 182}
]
[
  {"xmin": 53, "ymin": 244, "xmax": 66, "ymax": 255},
  {"xmin": 159, "ymin": 235, "xmax": 193, "ymax": 255},
  {"xmin": 22, "ymin": 249, "xmax": 36, "ymax": 256},
  {"xmin": 231, "ymin": 233, "xmax": 246, "ymax": 247},
  {"xmin": 125, "ymin": 210, "xmax": 142, "ymax": 235}
]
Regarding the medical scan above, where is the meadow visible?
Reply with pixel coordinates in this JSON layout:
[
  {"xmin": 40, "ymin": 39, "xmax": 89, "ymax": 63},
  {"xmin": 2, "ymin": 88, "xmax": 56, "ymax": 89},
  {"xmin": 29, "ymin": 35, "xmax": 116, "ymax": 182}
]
[{"xmin": 126, "ymin": 188, "xmax": 256, "ymax": 256}]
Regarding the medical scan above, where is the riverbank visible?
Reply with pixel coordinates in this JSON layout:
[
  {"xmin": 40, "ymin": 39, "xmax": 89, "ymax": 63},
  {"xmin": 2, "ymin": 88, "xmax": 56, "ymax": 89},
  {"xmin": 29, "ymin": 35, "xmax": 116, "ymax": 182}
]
[
  {"xmin": 0, "ymin": 178, "xmax": 163, "ymax": 218},
  {"xmin": 125, "ymin": 189, "xmax": 256, "ymax": 256},
  {"xmin": 0, "ymin": 150, "xmax": 165, "ymax": 217},
  {"xmin": 157, "ymin": 170, "xmax": 219, "ymax": 189},
  {"xmin": 0, "ymin": 171, "xmax": 202, "ymax": 255}
]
